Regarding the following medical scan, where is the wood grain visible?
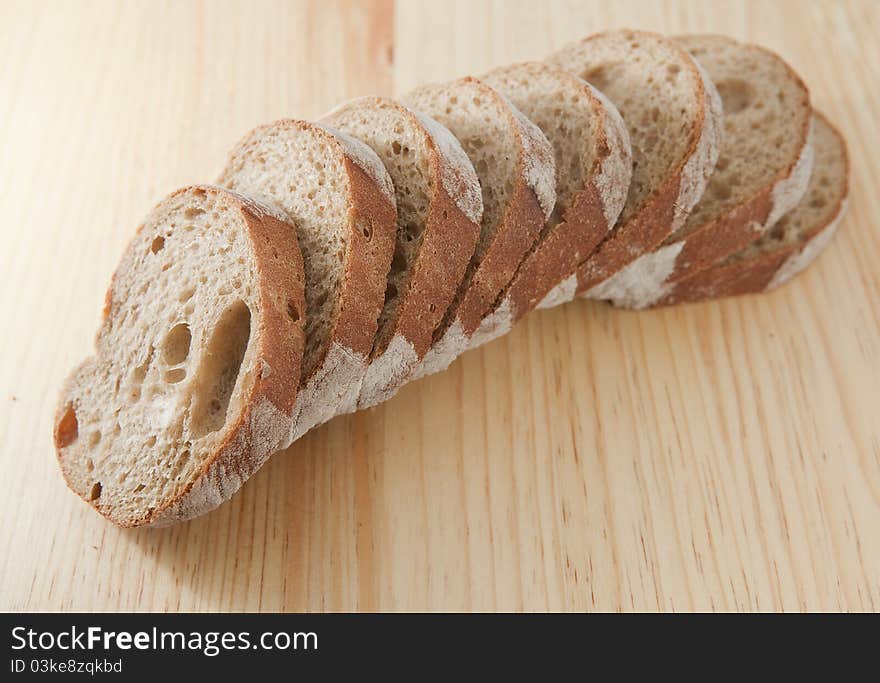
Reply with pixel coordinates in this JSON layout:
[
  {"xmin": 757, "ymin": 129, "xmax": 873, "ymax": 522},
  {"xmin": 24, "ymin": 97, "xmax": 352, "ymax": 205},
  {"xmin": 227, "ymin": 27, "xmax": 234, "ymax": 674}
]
[{"xmin": 1, "ymin": 0, "xmax": 877, "ymax": 612}]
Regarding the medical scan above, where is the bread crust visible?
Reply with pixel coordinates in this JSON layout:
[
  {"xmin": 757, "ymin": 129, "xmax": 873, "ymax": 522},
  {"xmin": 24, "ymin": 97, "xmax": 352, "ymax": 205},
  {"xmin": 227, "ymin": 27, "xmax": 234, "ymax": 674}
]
[
  {"xmin": 385, "ymin": 183, "xmax": 482, "ymax": 356},
  {"xmin": 406, "ymin": 77, "xmax": 556, "ymax": 377},
  {"xmin": 467, "ymin": 64, "xmax": 632, "ymax": 349},
  {"xmin": 219, "ymin": 120, "xmax": 398, "ymax": 438},
  {"xmin": 662, "ymin": 94, "xmax": 812, "ymax": 287},
  {"xmin": 288, "ymin": 155, "xmax": 398, "ymax": 427},
  {"xmin": 329, "ymin": 158, "xmax": 398, "ymax": 363},
  {"xmin": 322, "ymin": 98, "xmax": 482, "ymax": 408},
  {"xmin": 55, "ymin": 186, "xmax": 306, "ymax": 527},
  {"xmin": 658, "ymin": 113, "xmax": 848, "ymax": 305},
  {"xmin": 549, "ymin": 30, "xmax": 722, "ymax": 301},
  {"xmin": 596, "ymin": 38, "xmax": 814, "ymax": 308}
]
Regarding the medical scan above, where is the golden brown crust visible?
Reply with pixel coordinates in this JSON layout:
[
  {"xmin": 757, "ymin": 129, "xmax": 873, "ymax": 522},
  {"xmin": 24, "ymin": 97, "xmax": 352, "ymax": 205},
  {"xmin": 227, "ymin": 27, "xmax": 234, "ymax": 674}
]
[
  {"xmin": 404, "ymin": 76, "xmax": 556, "ymax": 353},
  {"xmin": 327, "ymin": 159, "xmax": 397, "ymax": 359},
  {"xmin": 240, "ymin": 201, "xmax": 306, "ymax": 413},
  {"xmin": 669, "ymin": 191, "xmax": 772, "ymax": 282},
  {"xmin": 381, "ymin": 185, "xmax": 481, "ymax": 358},
  {"xmin": 657, "ymin": 248, "xmax": 790, "ymax": 304},
  {"xmin": 575, "ymin": 171, "xmax": 682, "ymax": 291},
  {"xmin": 505, "ymin": 182, "xmax": 608, "ymax": 319},
  {"xmin": 560, "ymin": 29, "xmax": 718, "ymax": 295},
  {"xmin": 54, "ymin": 186, "xmax": 306, "ymax": 527},
  {"xmin": 659, "ymin": 113, "xmax": 849, "ymax": 305},
  {"xmin": 456, "ymin": 185, "xmax": 546, "ymax": 334},
  {"xmin": 660, "ymin": 38, "xmax": 813, "ymax": 284}
]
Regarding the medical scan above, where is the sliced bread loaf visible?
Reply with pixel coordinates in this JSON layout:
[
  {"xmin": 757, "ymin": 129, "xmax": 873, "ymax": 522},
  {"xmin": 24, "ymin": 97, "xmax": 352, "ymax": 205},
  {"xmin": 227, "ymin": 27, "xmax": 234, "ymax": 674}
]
[
  {"xmin": 594, "ymin": 35, "xmax": 813, "ymax": 308},
  {"xmin": 218, "ymin": 120, "xmax": 397, "ymax": 437},
  {"xmin": 404, "ymin": 76, "xmax": 557, "ymax": 378},
  {"xmin": 466, "ymin": 61, "xmax": 632, "ymax": 347},
  {"xmin": 547, "ymin": 29, "xmax": 723, "ymax": 304},
  {"xmin": 660, "ymin": 112, "xmax": 847, "ymax": 304},
  {"xmin": 55, "ymin": 186, "xmax": 306, "ymax": 527},
  {"xmin": 320, "ymin": 97, "xmax": 483, "ymax": 408}
]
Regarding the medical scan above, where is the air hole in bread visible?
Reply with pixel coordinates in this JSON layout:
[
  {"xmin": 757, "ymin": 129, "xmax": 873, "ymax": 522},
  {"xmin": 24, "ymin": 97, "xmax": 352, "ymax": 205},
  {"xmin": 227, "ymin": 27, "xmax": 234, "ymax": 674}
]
[
  {"xmin": 56, "ymin": 405, "xmax": 79, "ymax": 448},
  {"xmin": 164, "ymin": 368, "xmax": 187, "ymax": 384},
  {"xmin": 715, "ymin": 78, "xmax": 754, "ymax": 113},
  {"xmin": 390, "ymin": 246, "xmax": 407, "ymax": 273},
  {"xmin": 189, "ymin": 300, "xmax": 251, "ymax": 438},
  {"xmin": 89, "ymin": 482, "xmax": 102, "ymax": 500},
  {"xmin": 178, "ymin": 287, "xmax": 195, "ymax": 303},
  {"xmin": 286, "ymin": 300, "xmax": 300, "ymax": 322},
  {"xmin": 86, "ymin": 458, "xmax": 94, "ymax": 472},
  {"xmin": 712, "ymin": 183, "xmax": 732, "ymax": 201},
  {"xmin": 146, "ymin": 436, "xmax": 157, "ymax": 447},
  {"xmin": 392, "ymin": 141, "xmax": 402, "ymax": 155},
  {"xmin": 150, "ymin": 236, "xmax": 165, "ymax": 254},
  {"xmin": 404, "ymin": 221, "xmax": 422, "ymax": 242},
  {"xmin": 184, "ymin": 207, "xmax": 205, "ymax": 220},
  {"xmin": 362, "ymin": 222, "xmax": 373, "ymax": 241},
  {"xmin": 809, "ymin": 197, "xmax": 827, "ymax": 209},
  {"xmin": 162, "ymin": 323, "xmax": 191, "ymax": 365},
  {"xmin": 585, "ymin": 64, "xmax": 612, "ymax": 91}
]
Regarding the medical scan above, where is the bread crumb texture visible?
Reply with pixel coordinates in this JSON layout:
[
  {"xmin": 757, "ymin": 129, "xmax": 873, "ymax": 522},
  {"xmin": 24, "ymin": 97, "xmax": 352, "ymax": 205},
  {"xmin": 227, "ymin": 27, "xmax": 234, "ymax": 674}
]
[{"xmin": 55, "ymin": 187, "xmax": 297, "ymax": 526}]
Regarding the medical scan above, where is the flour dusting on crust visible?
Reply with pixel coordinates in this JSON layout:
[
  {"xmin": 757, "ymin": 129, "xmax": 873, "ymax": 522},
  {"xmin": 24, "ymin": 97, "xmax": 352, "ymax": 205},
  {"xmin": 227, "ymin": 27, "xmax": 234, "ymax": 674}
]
[
  {"xmin": 357, "ymin": 334, "xmax": 419, "ymax": 408},
  {"xmin": 537, "ymin": 273, "xmax": 578, "ymax": 310},
  {"xmin": 411, "ymin": 318, "xmax": 468, "ymax": 380},
  {"xmin": 584, "ymin": 242, "xmax": 685, "ymax": 308},
  {"xmin": 411, "ymin": 108, "xmax": 484, "ymax": 224},
  {"xmin": 469, "ymin": 296, "xmax": 514, "ymax": 350},
  {"xmin": 315, "ymin": 123, "xmax": 396, "ymax": 204},
  {"xmin": 768, "ymin": 198, "xmax": 847, "ymax": 290},
  {"xmin": 220, "ymin": 186, "xmax": 292, "ymax": 225},
  {"xmin": 150, "ymin": 395, "xmax": 290, "ymax": 527},
  {"xmin": 290, "ymin": 342, "xmax": 367, "ymax": 441},
  {"xmin": 500, "ymin": 92, "xmax": 557, "ymax": 220},
  {"xmin": 766, "ymin": 120, "xmax": 815, "ymax": 230},
  {"xmin": 673, "ymin": 61, "xmax": 723, "ymax": 232},
  {"xmin": 587, "ymin": 82, "xmax": 633, "ymax": 228}
]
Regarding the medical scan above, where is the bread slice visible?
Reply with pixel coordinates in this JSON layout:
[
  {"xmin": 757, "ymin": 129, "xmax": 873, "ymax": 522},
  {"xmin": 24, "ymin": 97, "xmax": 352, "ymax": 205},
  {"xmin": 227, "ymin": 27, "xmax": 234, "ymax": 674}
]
[
  {"xmin": 219, "ymin": 120, "xmax": 397, "ymax": 437},
  {"xmin": 660, "ymin": 112, "xmax": 848, "ymax": 304},
  {"xmin": 320, "ymin": 97, "xmax": 483, "ymax": 408},
  {"xmin": 547, "ymin": 29, "xmax": 723, "ymax": 304},
  {"xmin": 404, "ymin": 77, "xmax": 557, "ymax": 378},
  {"xmin": 594, "ymin": 35, "xmax": 814, "ymax": 308},
  {"xmin": 54, "ymin": 186, "xmax": 306, "ymax": 527},
  {"xmin": 465, "ymin": 61, "xmax": 632, "ymax": 347}
]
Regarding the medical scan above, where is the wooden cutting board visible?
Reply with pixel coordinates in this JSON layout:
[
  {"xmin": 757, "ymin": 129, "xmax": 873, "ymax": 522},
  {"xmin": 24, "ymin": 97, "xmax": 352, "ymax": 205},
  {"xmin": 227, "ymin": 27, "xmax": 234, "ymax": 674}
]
[{"xmin": 1, "ymin": 0, "xmax": 878, "ymax": 612}]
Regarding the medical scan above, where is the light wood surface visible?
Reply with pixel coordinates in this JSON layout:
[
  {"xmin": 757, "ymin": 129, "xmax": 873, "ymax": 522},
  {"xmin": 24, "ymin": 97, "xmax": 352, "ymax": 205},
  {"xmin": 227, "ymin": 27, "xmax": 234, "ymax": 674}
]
[{"xmin": 1, "ymin": 0, "xmax": 878, "ymax": 612}]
